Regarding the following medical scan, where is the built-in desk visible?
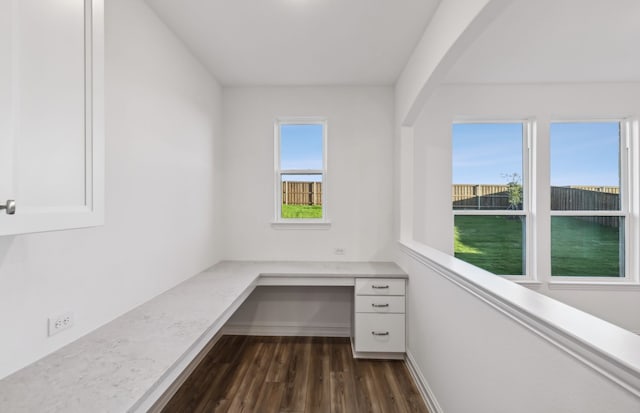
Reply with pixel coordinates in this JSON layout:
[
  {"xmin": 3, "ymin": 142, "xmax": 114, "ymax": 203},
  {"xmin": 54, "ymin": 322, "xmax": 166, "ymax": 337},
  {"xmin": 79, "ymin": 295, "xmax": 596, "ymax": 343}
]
[{"xmin": 0, "ymin": 261, "xmax": 407, "ymax": 413}]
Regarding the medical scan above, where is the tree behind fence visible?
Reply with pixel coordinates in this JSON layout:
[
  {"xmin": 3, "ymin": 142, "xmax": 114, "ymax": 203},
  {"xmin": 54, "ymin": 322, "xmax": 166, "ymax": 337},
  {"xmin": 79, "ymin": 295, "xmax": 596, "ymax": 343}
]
[
  {"xmin": 282, "ymin": 181, "xmax": 322, "ymax": 205},
  {"xmin": 453, "ymin": 184, "xmax": 620, "ymax": 227}
]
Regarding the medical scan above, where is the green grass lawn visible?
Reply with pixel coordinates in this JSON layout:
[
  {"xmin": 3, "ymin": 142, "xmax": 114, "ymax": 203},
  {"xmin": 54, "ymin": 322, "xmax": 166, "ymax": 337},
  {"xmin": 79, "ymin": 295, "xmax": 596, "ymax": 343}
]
[
  {"xmin": 551, "ymin": 216, "xmax": 622, "ymax": 276},
  {"xmin": 454, "ymin": 215, "xmax": 622, "ymax": 277},
  {"xmin": 454, "ymin": 215, "xmax": 525, "ymax": 275},
  {"xmin": 281, "ymin": 204, "xmax": 322, "ymax": 219}
]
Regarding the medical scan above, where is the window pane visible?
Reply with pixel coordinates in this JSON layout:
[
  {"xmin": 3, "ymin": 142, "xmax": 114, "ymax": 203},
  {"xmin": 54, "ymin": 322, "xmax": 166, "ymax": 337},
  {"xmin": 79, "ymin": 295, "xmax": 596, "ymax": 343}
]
[
  {"xmin": 550, "ymin": 122, "xmax": 620, "ymax": 211},
  {"xmin": 452, "ymin": 123, "xmax": 523, "ymax": 210},
  {"xmin": 281, "ymin": 174, "xmax": 322, "ymax": 219},
  {"xmin": 551, "ymin": 216, "xmax": 624, "ymax": 277},
  {"xmin": 280, "ymin": 124, "xmax": 323, "ymax": 170},
  {"xmin": 454, "ymin": 215, "xmax": 526, "ymax": 275}
]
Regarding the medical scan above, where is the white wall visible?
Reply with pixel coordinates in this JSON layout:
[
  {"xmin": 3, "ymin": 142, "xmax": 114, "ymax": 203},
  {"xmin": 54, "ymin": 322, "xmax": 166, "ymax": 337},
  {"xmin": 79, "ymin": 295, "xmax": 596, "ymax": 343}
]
[
  {"xmin": 398, "ymin": 245, "xmax": 640, "ymax": 413},
  {"xmin": 225, "ymin": 286, "xmax": 352, "ymax": 336},
  {"xmin": 409, "ymin": 82, "xmax": 640, "ymax": 333},
  {"xmin": 0, "ymin": 0, "xmax": 224, "ymax": 379},
  {"xmin": 394, "ymin": 0, "xmax": 510, "ymax": 125},
  {"xmin": 222, "ymin": 86, "xmax": 395, "ymax": 261}
]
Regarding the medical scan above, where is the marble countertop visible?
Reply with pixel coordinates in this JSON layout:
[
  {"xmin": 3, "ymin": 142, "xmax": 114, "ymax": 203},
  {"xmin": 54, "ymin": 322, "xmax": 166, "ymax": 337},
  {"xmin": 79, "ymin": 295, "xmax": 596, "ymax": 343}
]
[{"xmin": 0, "ymin": 261, "xmax": 406, "ymax": 413}]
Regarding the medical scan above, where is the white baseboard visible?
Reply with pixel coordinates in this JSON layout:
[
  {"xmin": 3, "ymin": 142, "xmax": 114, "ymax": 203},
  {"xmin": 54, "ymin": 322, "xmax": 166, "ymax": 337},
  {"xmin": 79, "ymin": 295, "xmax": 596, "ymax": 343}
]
[
  {"xmin": 405, "ymin": 349, "xmax": 443, "ymax": 413},
  {"xmin": 222, "ymin": 321, "xmax": 351, "ymax": 337}
]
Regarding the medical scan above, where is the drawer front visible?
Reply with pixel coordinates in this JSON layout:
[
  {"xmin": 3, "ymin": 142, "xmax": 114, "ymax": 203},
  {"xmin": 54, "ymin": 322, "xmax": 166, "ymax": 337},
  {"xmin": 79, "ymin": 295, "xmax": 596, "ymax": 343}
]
[
  {"xmin": 355, "ymin": 278, "xmax": 405, "ymax": 296},
  {"xmin": 355, "ymin": 295, "xmax": 405, "ymax": 314},
  {"xmin": 355, "ymin": 313, "xmax": 405, "ymax": 353}
]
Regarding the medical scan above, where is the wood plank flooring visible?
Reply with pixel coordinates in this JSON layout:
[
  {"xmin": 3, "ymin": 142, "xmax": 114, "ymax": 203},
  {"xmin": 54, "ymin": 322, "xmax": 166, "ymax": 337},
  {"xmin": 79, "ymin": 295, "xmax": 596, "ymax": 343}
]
[{"xmin": 162, "ymin": 335, "xmax": 429, "ymax": 413}]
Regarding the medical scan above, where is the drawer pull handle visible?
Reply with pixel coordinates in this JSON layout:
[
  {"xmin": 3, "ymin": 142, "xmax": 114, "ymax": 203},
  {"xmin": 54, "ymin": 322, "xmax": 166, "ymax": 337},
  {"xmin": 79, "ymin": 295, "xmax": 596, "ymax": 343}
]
[
  {"xmin": 371, "ymin": 285, "xmax": 389, "ymax": 289},
  {"xmin": 371, "ymin": 303, "xmax": 389, "ymax": 308},
  {"xmin": 371, "ymin": 331, "xmax": 390, "ymax": 336}
]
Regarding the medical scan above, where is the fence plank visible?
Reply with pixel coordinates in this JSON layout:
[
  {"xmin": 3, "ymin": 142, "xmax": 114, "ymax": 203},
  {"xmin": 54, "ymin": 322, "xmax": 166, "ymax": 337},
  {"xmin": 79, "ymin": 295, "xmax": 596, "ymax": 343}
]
[{"xmin": 282, "ymin": 181, "xmax": 323, "ymax": 205}]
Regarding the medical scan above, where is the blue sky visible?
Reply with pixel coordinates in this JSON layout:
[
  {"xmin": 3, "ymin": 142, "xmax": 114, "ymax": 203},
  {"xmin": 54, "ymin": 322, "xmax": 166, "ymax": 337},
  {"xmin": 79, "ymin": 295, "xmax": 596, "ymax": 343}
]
[
  {"xmin": 280, "ymin": 124, "xmax": 323, "ymax": 182},
  {"xmin": 453, "ymin": 122, "xmax": 620, "ymax": 187}
]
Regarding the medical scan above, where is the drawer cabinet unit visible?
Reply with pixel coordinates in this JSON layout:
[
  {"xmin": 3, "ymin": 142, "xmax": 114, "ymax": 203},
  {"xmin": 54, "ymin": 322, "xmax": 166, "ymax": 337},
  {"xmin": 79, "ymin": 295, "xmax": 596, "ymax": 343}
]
[{"xmin": 353, "ymin": 278, "xmax": 406, "ymax": 358}]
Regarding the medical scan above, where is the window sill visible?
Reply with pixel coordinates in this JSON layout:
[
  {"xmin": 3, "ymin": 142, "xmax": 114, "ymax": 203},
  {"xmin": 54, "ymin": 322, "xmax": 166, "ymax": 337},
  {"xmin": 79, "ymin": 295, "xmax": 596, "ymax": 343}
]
[
  {"xmin": 271, "ymin": 221, "xmax": 331, "ymax": 230},
  {"xmin": 512, "ymin": 280, "xmax": 543, "ymax": 289},
  {"xmin": 548, "ymin": 281, "xmax": 640, "ymax": 291}
]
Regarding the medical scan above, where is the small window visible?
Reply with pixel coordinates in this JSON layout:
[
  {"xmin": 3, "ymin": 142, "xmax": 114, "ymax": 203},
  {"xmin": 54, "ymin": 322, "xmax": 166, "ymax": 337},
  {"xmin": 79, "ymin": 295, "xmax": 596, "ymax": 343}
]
[
  {"xmin": 550, "ymin": 121, "xmax": 626, "ymax": 277},
  {"xmin": 452, "ymin": 122, "xmax": 529, "ymax": 276},
  {"xmin": 275, "ymin": 120, "xmax": 327, "ymax": 221}
]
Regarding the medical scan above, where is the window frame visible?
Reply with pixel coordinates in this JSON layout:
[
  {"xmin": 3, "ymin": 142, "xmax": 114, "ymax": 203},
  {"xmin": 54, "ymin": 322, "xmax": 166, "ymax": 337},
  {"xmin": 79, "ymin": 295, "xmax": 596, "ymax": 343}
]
[
  {"xmin": 549, "ymin": 118, "xmax": 635, "ymax": 283},
  {"xmin": 273, "ymin": 117, "xmax": 329, "ymax": 227},
  {"xmin": 451, "ymin": 120, "xmax": 535, "ymax": 281}
]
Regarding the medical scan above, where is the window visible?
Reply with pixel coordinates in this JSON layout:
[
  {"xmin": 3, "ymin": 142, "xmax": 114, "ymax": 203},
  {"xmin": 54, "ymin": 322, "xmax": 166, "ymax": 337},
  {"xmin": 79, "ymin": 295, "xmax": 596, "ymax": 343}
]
[
  {"xmin": 451, "ymin": 118, "xmax": 637, "ymax": 283},
  {"xmin": 550, "ymin": 121, "xmax": 627, "ymax": 277},
  {"xmin": 452, "ymin": 122, "xmax": 530, "ymax": 277},
  {"xmin": 275, "ymin": 119, "xmax": 327, "ymax": 222}
]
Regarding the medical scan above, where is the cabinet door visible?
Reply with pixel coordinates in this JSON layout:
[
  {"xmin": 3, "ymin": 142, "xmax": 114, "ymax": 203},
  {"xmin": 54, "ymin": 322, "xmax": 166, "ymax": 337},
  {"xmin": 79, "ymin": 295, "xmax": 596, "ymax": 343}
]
[{"xmin": 0, "ymin": 0, "xmax": 103, "ymax": 236}]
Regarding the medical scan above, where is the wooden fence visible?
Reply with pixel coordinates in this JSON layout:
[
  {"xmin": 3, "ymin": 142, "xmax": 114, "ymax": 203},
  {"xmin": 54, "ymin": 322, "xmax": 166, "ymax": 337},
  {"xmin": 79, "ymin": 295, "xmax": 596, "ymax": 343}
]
[
  {"xmin": 550, "ymin": 186, "xmax": 619, "ymax": 211},
  {"xmin": 453, "ymin": 184, "xmax": 621, "ymax": 227},
  {"xmin": 452, "ymin": 184, "xmax": 511, "ymax": 210},
  {"xmin": 282, "ymin": 181, "xmax": 322, "ymax": 205},
  {"xmin": 550, "ymin": 186, "xmax": 620, "ymax": 227}
]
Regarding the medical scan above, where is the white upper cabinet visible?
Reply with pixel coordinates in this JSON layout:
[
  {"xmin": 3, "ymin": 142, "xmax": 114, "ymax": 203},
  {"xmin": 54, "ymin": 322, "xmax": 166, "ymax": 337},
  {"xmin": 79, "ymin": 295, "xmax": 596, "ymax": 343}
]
[{"xmin": 0, "ymin": 0, "xmax": 104, "ymax": 236}]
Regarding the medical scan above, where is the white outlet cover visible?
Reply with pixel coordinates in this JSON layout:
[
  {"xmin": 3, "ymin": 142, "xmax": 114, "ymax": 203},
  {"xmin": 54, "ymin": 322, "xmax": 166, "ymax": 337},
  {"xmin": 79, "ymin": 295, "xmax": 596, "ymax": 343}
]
[{"xmin": 48, "ymin": 312, "xmax": 74, "ymax": 337}]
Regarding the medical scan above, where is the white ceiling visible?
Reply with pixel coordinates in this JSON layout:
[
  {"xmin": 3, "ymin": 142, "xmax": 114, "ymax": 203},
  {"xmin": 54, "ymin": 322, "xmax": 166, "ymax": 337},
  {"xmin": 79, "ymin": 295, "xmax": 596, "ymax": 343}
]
[
  {"xmin": 445, "ymin": 0, "xmax": 640, "ymax": 84},
  {"xmin": 145, "ymin": 0, "xmax": 440, "ymax": 86}
]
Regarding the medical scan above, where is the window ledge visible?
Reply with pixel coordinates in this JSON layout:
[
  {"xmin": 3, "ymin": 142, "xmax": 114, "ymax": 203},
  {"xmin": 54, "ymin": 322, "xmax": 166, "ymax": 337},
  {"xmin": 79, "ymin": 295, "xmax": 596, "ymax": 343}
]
[
  {"xmin": 271, "ymin": 221, "xmax": 331, "ymax": 230},
  {"xmin": 513, "ymin": 280, "xmax": 544, "ymax": 289},
  {"xmin": 548, "ymin": 281, "xmax": 640, "ymax": 291}
]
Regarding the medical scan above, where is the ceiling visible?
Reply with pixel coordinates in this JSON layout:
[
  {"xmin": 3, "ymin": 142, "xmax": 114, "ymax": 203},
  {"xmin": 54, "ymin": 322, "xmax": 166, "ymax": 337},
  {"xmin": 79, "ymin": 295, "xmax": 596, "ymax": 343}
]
[
  {"xmin": 445, "ymin": 0, "xmax": 640, "ymax": 84},
  {"xmin": 145, "ymin": 0, "xmax": 440, "ymax": 86}
]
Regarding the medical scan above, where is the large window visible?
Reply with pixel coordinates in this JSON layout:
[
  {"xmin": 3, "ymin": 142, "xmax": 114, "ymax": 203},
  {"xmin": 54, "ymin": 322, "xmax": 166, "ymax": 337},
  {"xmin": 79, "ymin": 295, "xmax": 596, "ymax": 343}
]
[
  {"xmin": 550, "ymin": 121, "xmax": 627, "ymax": 277},
  {"xmin": 452, "ymin": 119, "xmax": 635, "ymax": 282},
  {"xmin": 452, "ymin": 122, "xmax": 530, "ymax": 277},
  {"xmin": 275, "ymin": 119, "xmax": 327, "ymax": 221}
]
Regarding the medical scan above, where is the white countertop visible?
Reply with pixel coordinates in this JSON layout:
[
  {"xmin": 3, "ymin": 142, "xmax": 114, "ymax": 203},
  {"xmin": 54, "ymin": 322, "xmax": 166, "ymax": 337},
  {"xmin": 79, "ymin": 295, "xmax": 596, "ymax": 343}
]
[{"xmin": 0, "ymin": 261, "xmax": 406, "ymax": 413}]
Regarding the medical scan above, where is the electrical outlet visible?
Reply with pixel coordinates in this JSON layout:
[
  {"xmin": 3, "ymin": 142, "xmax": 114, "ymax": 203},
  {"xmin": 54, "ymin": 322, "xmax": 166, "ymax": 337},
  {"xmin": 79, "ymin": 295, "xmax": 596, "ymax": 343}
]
[
  {"xmin": 334, "ymin": 248, "xmax": 345, "ymax": 255},
  {"xmin": 48, "ymin": 312, "xmax": 74, "ymax": 337}
]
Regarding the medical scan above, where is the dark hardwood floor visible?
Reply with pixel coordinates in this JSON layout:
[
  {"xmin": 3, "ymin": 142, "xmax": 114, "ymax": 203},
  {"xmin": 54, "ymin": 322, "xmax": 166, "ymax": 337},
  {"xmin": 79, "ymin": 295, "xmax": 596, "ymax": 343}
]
[{"xmin": 162, "ymin": 335, "xmax": 429, "ymax": 413}]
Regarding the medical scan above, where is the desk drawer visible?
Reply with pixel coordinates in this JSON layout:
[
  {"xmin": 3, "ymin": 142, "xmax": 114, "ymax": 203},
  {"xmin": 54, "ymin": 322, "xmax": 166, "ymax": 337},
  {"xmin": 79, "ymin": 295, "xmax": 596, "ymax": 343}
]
[
  {"xmin": 354, "ymin": 313, "xmax": 405, "ymax": 353},
  {"xmin": 355, "ymin": 278, "xmax": 405, "ymax": 296},
  {"xmin": 355, "ymin": 295, "xmax": 405, "ymax": 313}
]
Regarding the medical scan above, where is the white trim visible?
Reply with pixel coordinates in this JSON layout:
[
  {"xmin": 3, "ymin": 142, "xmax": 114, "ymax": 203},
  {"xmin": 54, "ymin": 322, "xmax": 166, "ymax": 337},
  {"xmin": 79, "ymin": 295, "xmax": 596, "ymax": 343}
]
[
  {"xmin": 452, "ymin": 119, "xmax": 534, "ymax": 280},
  {"xmin": 399, "ymin": 240, "xmax": 640, "ymax": 399},
  {"xmin": 279, "ymin": 169, "xmax": 323, "ymax": 175},
  {"xmin": 257, "ymin": 276, "xmax": 354, "ymax": 286},
  {"xmin": 270, "ymin": 221, "xmax": 331, "ymax": 230},
  {"xmin": 399, "ymin": 126, "xmax": 415, "ymax": 241},
  {"xmin": 548, "ymin": 281, "xmax": 640, "ymax": 291},
  {"xmin": 452, "ymin": 209, "xmax": 526, "ymax": 216},
  {"xmin": 513, "ymin": 280, "xmax": 543, "ymax": 289},
  {"xmin": 222, "ymin": 321, "xmax": 350, "ymax": 338},
  {"xmin": 274, "ymin": 118, "xmax": 328, "ymax": 224},
  {"xmin": 404, "ymin": 350, "xmax": 444, "ymax": 413},
  {"xmin": 548, "ymin": 119, "xmax": 634, "ymax": 281},
  {"xmin": 550, "ymin": 210, "xmax": 625, "ymax": 217}
]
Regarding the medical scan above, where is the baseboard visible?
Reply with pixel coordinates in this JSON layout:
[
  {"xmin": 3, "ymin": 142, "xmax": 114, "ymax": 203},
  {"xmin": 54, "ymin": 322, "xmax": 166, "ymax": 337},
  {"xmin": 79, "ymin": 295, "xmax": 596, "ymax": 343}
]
[
  {"xmin": 404, "ymin": 349, "xmax": 444, "ymax": 413},
  {"xmin": 222, "ymin": 321, "xmax": 351, "ymax": 337}
]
